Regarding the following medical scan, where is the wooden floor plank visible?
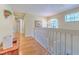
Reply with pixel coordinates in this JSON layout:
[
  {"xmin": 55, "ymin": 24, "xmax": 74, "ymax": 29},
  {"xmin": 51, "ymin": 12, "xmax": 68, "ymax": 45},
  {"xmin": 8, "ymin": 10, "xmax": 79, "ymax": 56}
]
[{"xmin": 17, "ymin": 33, "xmax": 48, "ymax": 55}]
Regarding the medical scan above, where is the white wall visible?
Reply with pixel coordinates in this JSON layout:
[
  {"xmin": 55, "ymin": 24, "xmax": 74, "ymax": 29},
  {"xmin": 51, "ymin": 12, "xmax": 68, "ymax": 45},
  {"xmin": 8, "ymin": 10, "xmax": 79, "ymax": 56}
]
[
  {"xmin": 24, "ymin": 14, "xmax": 47, "ymax": 37},
  {"xmin": 48, "ymin": 7, "xmax": 79, "ymax": 30}
]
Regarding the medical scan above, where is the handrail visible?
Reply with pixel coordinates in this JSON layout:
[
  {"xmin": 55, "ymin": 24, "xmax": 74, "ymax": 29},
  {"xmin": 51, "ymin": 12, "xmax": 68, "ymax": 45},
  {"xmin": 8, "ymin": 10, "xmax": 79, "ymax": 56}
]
[{"xmin": 34, "ymin": 28, "xmax": 79, "ymax": 55}]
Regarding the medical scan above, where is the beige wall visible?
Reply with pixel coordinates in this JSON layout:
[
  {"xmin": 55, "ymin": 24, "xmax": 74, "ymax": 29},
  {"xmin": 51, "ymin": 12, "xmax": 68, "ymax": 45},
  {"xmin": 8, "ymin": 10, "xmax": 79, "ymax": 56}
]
[
  {"xmin": 48, "ymin": 7, "xmax": 79, "ymax": 30},
  {"xmin": 24, "ymin": 13, "xmax": 47, "ymax": 36}
]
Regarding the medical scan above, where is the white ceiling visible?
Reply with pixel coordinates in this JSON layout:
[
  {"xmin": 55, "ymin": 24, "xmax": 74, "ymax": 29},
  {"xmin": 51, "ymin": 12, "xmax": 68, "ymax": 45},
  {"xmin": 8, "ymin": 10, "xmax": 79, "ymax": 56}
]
[{"xmin": 10, "ymin": 4, "xmax": 79, "ymax": 17}]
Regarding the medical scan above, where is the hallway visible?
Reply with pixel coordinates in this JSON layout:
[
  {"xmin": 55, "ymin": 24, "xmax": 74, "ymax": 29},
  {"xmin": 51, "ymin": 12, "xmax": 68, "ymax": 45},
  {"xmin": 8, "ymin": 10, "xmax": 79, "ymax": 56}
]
[{"xmin": 0, "ymin": 4, "xmax": 79, "ymax": 55}]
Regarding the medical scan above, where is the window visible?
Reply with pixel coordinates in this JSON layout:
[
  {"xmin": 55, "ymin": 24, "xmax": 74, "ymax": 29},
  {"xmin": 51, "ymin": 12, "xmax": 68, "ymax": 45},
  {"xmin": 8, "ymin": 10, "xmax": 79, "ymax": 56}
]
[
  {"xmin": 48, "ymin": 19, "xmax": 58, "ymax": 28},
  {"xmin": 65, "ymin": 12, "xmax": 79, "ymax": 22}
]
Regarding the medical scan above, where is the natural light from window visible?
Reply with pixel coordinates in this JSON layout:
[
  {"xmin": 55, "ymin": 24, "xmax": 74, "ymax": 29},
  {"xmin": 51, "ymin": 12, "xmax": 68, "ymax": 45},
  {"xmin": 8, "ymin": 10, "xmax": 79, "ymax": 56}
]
[
  {"xmin": 65, "ymin": 12, "xmax": 79, "ymax": 22},
  {"xmin": 48, "ymin": 18, "xmax": 58, "ymax": 28}
]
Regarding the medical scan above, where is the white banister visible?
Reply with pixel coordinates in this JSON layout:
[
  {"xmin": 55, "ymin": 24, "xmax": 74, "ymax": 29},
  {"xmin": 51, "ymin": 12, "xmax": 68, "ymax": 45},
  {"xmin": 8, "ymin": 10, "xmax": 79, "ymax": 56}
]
[{"xmin": 34, "ymin": 28, "xmax": 79, "ymax": 55}]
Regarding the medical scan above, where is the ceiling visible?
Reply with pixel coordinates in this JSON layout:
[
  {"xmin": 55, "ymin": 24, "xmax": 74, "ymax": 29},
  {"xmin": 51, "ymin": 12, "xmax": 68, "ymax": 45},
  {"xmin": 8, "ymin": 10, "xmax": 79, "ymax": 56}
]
[{"xmin": 10, "ymin": 4, "xmax": 79, "ymax": 17}]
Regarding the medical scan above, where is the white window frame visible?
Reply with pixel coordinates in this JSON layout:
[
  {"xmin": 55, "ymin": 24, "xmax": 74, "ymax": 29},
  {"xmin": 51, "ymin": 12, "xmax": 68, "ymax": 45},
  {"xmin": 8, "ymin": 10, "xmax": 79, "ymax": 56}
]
[
  {"xmin": 65, "ymin": 12, "xmax": 79, "ymax": 22},
  {"xmin": 48, "ymin": 18, "xmax": 58, "ymax": 28}
]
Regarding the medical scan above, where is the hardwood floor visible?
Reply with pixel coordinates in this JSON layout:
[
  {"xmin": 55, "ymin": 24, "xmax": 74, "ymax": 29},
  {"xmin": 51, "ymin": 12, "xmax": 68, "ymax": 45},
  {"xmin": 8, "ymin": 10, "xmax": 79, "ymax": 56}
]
[
  {"xmin": 16, "ymin": 33, "xmax": 49, "ymax": 55},
  {"xmin": 0, "ymin": 33, "xmax": 48, "ymax": 55}
]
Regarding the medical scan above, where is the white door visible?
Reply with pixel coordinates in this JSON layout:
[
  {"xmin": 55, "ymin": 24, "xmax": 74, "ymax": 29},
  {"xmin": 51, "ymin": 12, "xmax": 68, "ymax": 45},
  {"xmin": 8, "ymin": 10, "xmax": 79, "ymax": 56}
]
[{"xmin": 16, "ymin": 18, "xmax": 24, "ymax": 34}]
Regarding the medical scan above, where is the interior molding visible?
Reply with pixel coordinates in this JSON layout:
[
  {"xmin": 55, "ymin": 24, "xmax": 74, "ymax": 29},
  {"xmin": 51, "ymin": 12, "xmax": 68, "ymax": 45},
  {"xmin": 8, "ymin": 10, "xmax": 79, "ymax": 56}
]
[{"xmin": 14, "ymin": 12, "xmax": 25, "ymax": 20}]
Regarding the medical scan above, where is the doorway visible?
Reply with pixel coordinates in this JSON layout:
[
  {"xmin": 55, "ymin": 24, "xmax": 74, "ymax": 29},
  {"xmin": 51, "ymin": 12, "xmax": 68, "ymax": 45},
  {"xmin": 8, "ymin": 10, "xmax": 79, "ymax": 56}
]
[{"xmin": 16, "ymin": 18, "xmax": 25, "ymax": 34}]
